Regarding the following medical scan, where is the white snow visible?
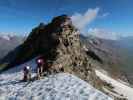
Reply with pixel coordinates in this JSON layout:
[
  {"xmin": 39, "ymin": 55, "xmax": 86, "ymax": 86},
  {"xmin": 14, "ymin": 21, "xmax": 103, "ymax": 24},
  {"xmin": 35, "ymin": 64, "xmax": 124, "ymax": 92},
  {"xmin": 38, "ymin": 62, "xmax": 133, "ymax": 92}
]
[
  {"xmin": 95, "ymin": 69, "xmax": 133, "ymax": 100},
  {"xmin": 0, "ymin": 34, "xmax": 13, "ymax": 41},
  {"xmin": 0, "ymin": 60, "xmax": 113, "ymax": 100}
]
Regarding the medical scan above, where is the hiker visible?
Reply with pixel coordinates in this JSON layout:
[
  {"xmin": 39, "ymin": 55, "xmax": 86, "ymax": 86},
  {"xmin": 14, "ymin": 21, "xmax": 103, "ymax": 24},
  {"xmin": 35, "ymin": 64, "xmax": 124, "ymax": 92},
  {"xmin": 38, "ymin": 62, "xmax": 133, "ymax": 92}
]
[
  {"xmin": 23, "ymin": 65, "xmax": 31, "ymax": 82},
  {"xmin": 36, "ymin": 56, "xmax": 45, "ymax": 79}
]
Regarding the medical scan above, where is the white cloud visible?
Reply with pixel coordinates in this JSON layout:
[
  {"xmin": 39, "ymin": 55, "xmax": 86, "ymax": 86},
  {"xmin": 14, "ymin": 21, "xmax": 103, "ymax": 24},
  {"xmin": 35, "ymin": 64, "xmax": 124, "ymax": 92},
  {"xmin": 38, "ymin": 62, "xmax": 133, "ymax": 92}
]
[
  {"xmin": 99, "ymin": 12, "xmax": 110, "ymax": 18},
  {"xmin": 71, "ymin": 8, "xmax": 120, "ymax": 40},
  {"xmin": 71, "ymin": 8, "xmax": 99, "ymax": 30},
  {"xmin": 88, "ymin": 28, "xmax": 120, "ymax": 40}
]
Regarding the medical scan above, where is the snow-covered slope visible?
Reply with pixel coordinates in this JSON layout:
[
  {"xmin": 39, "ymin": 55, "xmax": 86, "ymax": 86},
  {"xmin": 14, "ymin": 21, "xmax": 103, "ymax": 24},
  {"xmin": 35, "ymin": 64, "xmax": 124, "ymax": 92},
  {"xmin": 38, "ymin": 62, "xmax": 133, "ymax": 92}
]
[
  {"xmin": 0, "ymin": 60, "xmax": 112, "ymax": 100},
  {"xmin": 95, "ymin": 69, "xmax": 133, "ymax": 100}
]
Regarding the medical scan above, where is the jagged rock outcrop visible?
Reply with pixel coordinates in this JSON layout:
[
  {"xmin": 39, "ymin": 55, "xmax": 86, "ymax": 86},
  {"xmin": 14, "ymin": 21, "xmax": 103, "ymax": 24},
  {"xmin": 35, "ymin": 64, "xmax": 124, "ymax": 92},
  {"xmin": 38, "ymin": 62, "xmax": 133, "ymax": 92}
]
[{"xmin": 3, "ymin": 15, "xmax": 103, "ymax": 88}]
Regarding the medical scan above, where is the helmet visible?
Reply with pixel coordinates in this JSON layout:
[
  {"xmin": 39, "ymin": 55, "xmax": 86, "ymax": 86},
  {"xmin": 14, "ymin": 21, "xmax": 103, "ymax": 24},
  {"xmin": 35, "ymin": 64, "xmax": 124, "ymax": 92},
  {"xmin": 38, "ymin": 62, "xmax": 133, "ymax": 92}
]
[
  {"xmin": 37, "ymin": 59, "xmax": 41, "ymax": 63},
  {"xmin": 26, "ymin": 66, "xmax": 30, "ymax": 70},
  {"xmin": 37, "ymin": 59, "xmax": 44, "ymax": 64}
]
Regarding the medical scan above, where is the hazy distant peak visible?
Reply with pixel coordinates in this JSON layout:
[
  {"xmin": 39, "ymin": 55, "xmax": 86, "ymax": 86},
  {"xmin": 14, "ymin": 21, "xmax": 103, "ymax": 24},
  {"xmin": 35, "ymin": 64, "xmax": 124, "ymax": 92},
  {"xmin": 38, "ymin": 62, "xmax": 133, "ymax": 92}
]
[
  {"xmin": 88, "ymin": 28, "xmax": 120, "ymax": 40},
  {"xmin": 0, "ymin": 33, "xmax": 16, "ymax": 40}
]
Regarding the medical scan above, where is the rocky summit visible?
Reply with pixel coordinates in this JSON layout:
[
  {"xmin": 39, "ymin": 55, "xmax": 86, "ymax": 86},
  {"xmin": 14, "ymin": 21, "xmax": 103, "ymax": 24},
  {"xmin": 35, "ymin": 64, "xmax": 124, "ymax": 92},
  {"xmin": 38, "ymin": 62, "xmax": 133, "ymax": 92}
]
[{"xmin": 4, "ymin": 15, "xmax": 103, "ymax": 88}]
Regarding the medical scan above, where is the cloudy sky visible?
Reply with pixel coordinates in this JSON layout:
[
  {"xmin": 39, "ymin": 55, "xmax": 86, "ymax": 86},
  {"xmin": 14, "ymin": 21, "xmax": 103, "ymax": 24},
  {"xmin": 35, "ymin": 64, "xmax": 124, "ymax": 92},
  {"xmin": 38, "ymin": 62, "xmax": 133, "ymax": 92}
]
[{"xmin": 0, "ymin": 0, "xmax": 132, "ymax": 38}]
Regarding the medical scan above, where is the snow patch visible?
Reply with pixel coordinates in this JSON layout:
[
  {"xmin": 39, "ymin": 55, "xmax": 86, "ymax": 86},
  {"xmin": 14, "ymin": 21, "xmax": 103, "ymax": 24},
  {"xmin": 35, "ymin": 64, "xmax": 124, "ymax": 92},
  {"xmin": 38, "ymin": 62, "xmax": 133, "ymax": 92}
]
[
  {"xmin": 95, "ymin": 69, "xmax": 133, "ymax": 100},
  {"xmin": 0, "ymin": 59, "xmax": 112, "ymax": 100},
  {"xmin": 0, "ymin": 72, "xmax": 113, "ymax": 100},
  {"xmin": 2, "ymin": 35, "xmax": 11, "ymax": 41}
]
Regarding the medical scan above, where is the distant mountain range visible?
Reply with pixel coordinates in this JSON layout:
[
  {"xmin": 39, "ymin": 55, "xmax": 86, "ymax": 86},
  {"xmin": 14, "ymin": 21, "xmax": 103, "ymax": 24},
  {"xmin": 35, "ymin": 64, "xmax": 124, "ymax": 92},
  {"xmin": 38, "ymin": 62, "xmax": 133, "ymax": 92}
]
[
  {"xmin": 115, "ymin": 36, "xmax": 133, "ymax": 84},
  {"xmin": 1, "ymin": 33, "xmax": 133, "ymax": 83},
  {"xmin": 0, "ymin": 35, "xmax": 25, "ymax": 61},
  {"xmin": 81, "ymin": 35, "xmax": 133, "ymax": 84}
]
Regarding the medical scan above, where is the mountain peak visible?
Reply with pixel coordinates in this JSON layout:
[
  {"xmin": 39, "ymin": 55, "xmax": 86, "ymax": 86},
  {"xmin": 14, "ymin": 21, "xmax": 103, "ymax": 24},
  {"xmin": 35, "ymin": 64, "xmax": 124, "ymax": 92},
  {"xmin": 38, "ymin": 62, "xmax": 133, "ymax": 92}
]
[{"xmin": 3, "ymin": 15, "xmax": 102, "ymax": 88}]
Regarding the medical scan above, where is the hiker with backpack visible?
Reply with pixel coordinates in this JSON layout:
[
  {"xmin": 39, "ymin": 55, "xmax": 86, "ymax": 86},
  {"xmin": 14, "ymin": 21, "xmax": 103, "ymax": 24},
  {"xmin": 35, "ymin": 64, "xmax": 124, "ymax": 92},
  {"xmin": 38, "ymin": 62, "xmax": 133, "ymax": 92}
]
[
  {"xmin": 22, "ymin": 56, "xmax": 46, "ymax": 81},
  {"xmin": 36, "ymin": 56, "xmax": 45, "ymax": 79},
  {"xmin": 23, "ymin": 65, "xmax": 31, "ymax": 82}
]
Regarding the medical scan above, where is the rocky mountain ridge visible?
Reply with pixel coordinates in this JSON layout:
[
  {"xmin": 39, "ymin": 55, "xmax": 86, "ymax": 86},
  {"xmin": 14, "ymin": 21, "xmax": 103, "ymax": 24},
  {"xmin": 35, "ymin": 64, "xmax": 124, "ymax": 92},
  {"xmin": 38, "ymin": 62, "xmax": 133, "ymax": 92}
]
[
  {"xmin": 0, "ymin": 15, "xmax": 131, "ymax": 99},
  {"xmin": 2, "ymin": 15, "xmax": 103, "ymax": 88}
]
